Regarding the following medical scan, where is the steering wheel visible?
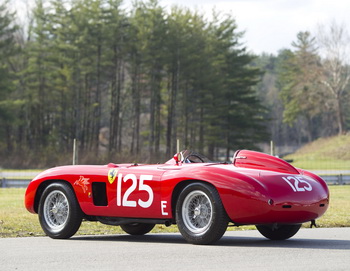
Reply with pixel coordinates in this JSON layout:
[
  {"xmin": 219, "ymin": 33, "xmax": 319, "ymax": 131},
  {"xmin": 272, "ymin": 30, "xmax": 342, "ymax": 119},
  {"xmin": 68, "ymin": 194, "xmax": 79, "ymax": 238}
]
[{"xmin": 184, "ymin": 154, "xmax": 205, "ymax": 163}]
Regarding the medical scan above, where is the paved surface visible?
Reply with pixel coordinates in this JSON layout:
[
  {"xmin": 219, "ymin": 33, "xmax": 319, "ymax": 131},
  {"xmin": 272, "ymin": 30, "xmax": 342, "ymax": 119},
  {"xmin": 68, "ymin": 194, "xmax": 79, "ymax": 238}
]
[{"xmin": 1, "ymin": 227, "xmax": 350, "ymax": 270}]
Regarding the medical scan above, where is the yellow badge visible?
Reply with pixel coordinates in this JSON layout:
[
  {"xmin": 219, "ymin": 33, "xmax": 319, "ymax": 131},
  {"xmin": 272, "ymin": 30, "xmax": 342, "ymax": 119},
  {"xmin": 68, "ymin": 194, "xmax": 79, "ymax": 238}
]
[{"xmin": 108, "ymin": 168, "xmax": 118, "ymax": 184}]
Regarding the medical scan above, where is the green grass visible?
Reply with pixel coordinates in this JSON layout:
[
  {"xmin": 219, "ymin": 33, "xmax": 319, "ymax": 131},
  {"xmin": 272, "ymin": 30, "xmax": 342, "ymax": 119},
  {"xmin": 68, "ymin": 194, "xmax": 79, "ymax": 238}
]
[
  {"xmin": 1, "ymin": 186, "xmax": 349, "ymax": 238},
  {"xmin": 315, "ymin": 185, "xmax": 350, "ymax": 227},
  {"xmin": 0, "ymin": 188, "xmax": 178, "ymax": 237},
  {"xmin": 283, "ymin": 135, "xmax": 350, "ymax": 170},
  {"xmin": 288, "ymin": 159, "xmax": 350, "ymax": 171}
]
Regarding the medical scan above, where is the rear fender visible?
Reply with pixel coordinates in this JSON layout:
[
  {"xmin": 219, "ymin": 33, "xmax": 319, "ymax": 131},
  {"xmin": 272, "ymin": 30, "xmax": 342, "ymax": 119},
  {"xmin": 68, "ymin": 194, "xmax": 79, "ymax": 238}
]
[
  {"xmin": 233, "ymin": 150, "xmax": 300, "ymax": 174},
  {"xmin": 299, "ymin": 169, "xmax": 329, "ymax": 195},
  {"xmin": 162, "ymin": 167, "xmax": 269, "ymax": 222}
]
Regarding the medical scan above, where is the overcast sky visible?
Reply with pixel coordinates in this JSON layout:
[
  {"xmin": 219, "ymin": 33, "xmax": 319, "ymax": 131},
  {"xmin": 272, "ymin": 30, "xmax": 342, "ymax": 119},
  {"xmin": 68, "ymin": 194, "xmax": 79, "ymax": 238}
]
[
  {"xmin": 125, "ymin": 0, "xmax": 350, "ymax": 55},
  {"xmin": 12, "ymin": 0, "xmax": 350, "ymax": 55}
]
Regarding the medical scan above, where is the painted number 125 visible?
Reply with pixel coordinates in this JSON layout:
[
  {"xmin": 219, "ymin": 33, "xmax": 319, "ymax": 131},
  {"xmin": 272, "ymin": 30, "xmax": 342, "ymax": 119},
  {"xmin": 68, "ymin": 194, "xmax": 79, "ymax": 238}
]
[
  {"xmin": 282, "ymin": 176, "xmax": 312, "ymax": 192},
  {"xmin": 116, "ymin": 174, "xmax": 154, "ymax": 208}
]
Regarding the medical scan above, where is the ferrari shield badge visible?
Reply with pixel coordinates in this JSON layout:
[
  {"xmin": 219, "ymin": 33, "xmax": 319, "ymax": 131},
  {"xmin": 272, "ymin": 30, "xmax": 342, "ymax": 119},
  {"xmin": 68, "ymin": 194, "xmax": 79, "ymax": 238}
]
[{"xmin": 108, "ymin": 168, "xmax": 118, "ymax": 184}]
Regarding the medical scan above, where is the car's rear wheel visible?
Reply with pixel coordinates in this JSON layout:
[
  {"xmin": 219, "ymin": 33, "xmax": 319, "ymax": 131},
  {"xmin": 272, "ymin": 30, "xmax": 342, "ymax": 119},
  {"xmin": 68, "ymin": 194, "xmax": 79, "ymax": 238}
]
[
  {"xmin": 176, "ymin": 182, "xmax": 228, "ymax": 245},
  {"xmin": 38, "ymin": 182, "xmax": 83, "ymax": 239},
  {"xmin": 120, "ymin": 223, "xmax": 155, "ymax": 235},
  {"xmin": 256, "ymin": 224, "xmax": 301, "ymax": 240}
]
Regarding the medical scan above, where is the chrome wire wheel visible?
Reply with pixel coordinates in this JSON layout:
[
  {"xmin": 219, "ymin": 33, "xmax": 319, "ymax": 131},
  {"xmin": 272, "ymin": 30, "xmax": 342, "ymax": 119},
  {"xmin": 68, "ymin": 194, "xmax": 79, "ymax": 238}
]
[
  {"xmin": 176, "ymin": 183, "xmax": 229, "ymax": 245},
  {"xmin": 39, "ymin": 183, "xmax": 82, "ymax": 239},
  {"xmin": 43, "ymin": 190, "xmax": 69, "ymax": 233},
  {"xmin": 182, "ymin": 190, "xmax": 213, "ymax": 235}
]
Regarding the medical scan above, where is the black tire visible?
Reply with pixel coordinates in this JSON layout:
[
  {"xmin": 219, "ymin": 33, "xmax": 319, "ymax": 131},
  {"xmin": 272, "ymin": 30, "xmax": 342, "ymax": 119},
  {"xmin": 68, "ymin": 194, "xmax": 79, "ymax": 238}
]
[
  {"xmin": 256, "ymin": 224, "xmax": 301, "ymax": 240},
  {"xmin": 176, "ymin": 182, "xmax": 228, "ymax": 245},
  {"xmin": 120, "ymin": 223, "xmax": 155, "ymax": 235},
  {"xmin": 38, "ymin": 182, "xmax": 83, "ymax": 239}
]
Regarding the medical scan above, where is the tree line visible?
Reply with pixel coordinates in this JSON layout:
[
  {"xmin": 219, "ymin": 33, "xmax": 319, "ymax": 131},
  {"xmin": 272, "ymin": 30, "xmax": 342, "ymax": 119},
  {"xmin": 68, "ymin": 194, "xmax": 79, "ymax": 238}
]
[
  {"xmin": 1, "ymin": 1, "xmax": 349, "ymax": 168},
  {"xmin": 0, "ymin": 0, "xmax": 267, "ymax": 167},
  {"xmin": 255, "ymin": 25, "xmax": 350, "ymax": 151}
]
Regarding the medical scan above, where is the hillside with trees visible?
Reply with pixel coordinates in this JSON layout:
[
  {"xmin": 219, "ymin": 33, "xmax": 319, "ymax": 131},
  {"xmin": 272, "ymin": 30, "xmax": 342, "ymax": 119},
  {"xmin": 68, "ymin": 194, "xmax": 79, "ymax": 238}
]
[
  {"xmin": 0, "ymin": 0, "xmax": 349, "ymax": 168},
  {"xmin": 254, "ymin": 25, "xmax": 350, "ymax": 155}
]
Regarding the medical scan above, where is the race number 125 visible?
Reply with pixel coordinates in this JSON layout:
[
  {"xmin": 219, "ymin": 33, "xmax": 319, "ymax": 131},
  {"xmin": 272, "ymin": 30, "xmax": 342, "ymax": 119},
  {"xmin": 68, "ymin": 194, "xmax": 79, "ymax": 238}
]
[
  {"xmin": 116, "ymin": 174, "xmax": 154, "ymax": 208},
  {"xmin": 282, "ymin": 176, "xmax": 312, "ymax": 192}
]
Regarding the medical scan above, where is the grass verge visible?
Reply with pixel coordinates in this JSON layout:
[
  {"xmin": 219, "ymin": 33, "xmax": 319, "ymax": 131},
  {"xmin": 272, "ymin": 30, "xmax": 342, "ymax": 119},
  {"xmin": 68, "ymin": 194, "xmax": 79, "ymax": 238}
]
[
  {"xmin": 289, "ymin": 159, "xmax": 350, "ymax": 171},
  {"xmin": 1, "ymin": 186, "xmax": 349, "ymax": 238},
  {"xmin": 283, "ymin": 135, "xmax": 350, "ymax": 170}
]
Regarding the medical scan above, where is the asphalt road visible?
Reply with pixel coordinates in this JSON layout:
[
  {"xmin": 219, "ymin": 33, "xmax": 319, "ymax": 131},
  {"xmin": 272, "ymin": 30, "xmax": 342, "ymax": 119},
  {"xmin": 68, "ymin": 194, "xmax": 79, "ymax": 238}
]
[{"xmin": 1, "ymin": 227, "xmax": 349, "ymax": 270}]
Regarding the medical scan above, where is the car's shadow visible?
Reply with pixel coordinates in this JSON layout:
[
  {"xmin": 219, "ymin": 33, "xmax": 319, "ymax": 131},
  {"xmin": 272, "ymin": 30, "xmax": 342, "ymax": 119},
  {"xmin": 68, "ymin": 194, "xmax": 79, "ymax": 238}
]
[{"xmin": 72, "ymin": 233, "xmax": 350, "ymax": 250}]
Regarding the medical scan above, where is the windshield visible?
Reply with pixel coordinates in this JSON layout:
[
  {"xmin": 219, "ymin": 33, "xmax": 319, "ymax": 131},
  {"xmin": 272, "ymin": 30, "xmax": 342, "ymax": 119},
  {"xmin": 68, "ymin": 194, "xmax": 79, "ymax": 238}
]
[{"xmin": 180, "ymin": 150, "xmax": 212, "ymax": 163}]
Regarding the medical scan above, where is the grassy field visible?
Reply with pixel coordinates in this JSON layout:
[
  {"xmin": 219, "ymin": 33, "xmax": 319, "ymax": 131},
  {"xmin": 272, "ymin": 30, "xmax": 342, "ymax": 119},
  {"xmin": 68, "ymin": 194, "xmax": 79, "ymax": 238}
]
[
  {"xmin": 288, "ymin": 159, "xmax": 350, "ymax": 171},
  {"xmin": 0, "ymin": 186, "xmax": 349, "ymax": 238},
  {"xmin": 283, "ymin": 135, "xmax": 350, "ymax": 170}
]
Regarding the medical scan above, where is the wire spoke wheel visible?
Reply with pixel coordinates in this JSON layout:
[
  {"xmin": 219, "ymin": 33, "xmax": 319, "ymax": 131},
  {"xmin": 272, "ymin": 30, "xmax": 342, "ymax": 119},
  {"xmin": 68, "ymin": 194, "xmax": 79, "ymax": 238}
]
[
  {"xmin": 182, "ymin": 191, "xmax": 213, "ymax": 234},
  {"xmin": 39, "ymin": 183, "xmax": 82, "ymax": 239},
  {"xmin": 176, "ymin": 182, "xmax": 228, "ymax": 245},
  {"xmin": 43, "ymin": 191, "xmax": 69, "ymax": 232}
]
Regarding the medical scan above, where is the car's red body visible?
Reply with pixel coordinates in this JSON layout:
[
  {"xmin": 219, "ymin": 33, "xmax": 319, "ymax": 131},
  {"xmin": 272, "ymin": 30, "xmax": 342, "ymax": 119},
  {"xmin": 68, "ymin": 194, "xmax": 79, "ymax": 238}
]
[{"xmin": 25, "ymin": 150, "xmax": 329, "ymax": 244}]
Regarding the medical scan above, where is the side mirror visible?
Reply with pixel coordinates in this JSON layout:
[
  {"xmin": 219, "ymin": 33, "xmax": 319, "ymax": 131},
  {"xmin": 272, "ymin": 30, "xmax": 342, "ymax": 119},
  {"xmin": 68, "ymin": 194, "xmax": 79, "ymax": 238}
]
[{"xmin": 173, "ymin": 152, "xmax": 184, "ymax": 165}]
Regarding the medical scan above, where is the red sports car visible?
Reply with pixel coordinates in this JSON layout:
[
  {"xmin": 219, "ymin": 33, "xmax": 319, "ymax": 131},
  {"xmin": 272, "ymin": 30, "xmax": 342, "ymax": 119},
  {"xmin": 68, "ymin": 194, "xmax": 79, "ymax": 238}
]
[{"xmin": 25, "ymin": 150, "xmax": 329, "ymax": 245}]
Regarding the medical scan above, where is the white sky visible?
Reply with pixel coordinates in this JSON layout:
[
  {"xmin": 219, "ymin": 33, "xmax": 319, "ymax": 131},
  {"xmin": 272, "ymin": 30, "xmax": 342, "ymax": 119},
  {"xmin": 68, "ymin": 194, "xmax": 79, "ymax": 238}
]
[
  {"xmin": 11, "ymin": 0, "xmax": 350, "ymax": 55},
  {"xmin": 152, "ymin": 0, "xmax": 350, "ymax": 55}
]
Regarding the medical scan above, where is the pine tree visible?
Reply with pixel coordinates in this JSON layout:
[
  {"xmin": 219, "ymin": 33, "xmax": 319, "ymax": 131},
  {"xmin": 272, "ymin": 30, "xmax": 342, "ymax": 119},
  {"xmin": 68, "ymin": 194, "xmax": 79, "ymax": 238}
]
[
  {"xmin": 278, "ymin": 32, "xmax": 324, "ymax": 142},
  {"xmin": 0, "ymin": 0, "xmax": 20, "ymax": 152}
]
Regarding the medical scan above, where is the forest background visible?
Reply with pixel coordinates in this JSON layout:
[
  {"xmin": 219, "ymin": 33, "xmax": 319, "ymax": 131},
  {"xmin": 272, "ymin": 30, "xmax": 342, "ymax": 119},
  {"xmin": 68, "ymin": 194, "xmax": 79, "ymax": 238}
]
[{"xmin": 0, "ymin": 0, "xmax": 349, "ymax": 168}]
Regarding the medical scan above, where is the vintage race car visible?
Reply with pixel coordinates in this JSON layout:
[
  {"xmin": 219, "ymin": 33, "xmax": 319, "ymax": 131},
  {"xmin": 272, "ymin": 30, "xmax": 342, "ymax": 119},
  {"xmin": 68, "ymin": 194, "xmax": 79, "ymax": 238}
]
[{"xmin": 25, "ymin": 150, "xmax": 329, "ymax": 245}]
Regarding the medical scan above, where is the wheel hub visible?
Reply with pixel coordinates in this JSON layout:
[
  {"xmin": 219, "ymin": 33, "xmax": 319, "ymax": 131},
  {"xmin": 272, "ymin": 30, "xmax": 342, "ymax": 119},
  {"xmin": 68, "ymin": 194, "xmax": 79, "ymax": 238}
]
[
  {"xmin": 52, "ymin": 205, "xmax": 58, "ymax": 214},
  {"xmin": 51, "ymin": 203, "xmax": 65, "ymax": 216},
  {"xmin": 194, "ymin": 206, "xmax": 201, "ymax": 217}
]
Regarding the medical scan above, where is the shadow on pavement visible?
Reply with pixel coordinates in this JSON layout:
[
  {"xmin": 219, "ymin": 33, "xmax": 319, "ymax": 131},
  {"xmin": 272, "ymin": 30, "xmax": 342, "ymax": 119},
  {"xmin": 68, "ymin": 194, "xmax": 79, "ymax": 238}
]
[{"xmin": 72, "ymin": 233, "xmax": 350, "ymax": 249}]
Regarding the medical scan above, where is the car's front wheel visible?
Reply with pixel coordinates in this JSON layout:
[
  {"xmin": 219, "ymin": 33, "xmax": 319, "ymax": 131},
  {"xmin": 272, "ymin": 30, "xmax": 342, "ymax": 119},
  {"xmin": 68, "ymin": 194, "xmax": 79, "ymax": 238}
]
[
  {"xmin": 38, "ymin": 182, "xmax": 83, "ymax": 239},
  {"xmin": 176, "ymin": 182, "xmax": 228, "ymax": 245},
  {"xmin": 256, "ymin": 224, "xmax": 301, "ymax": 240},
  {"xmin": 120, "ymin": 223, "xmax": 155, "ymax": 235}
]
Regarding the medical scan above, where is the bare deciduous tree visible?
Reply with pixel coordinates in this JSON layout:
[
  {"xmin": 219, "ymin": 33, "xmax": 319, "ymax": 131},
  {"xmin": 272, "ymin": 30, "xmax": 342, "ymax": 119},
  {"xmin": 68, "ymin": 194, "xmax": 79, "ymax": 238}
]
[{"xmin": 317, "ymin": 20, "xmax": 350, "ymax": 135}]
